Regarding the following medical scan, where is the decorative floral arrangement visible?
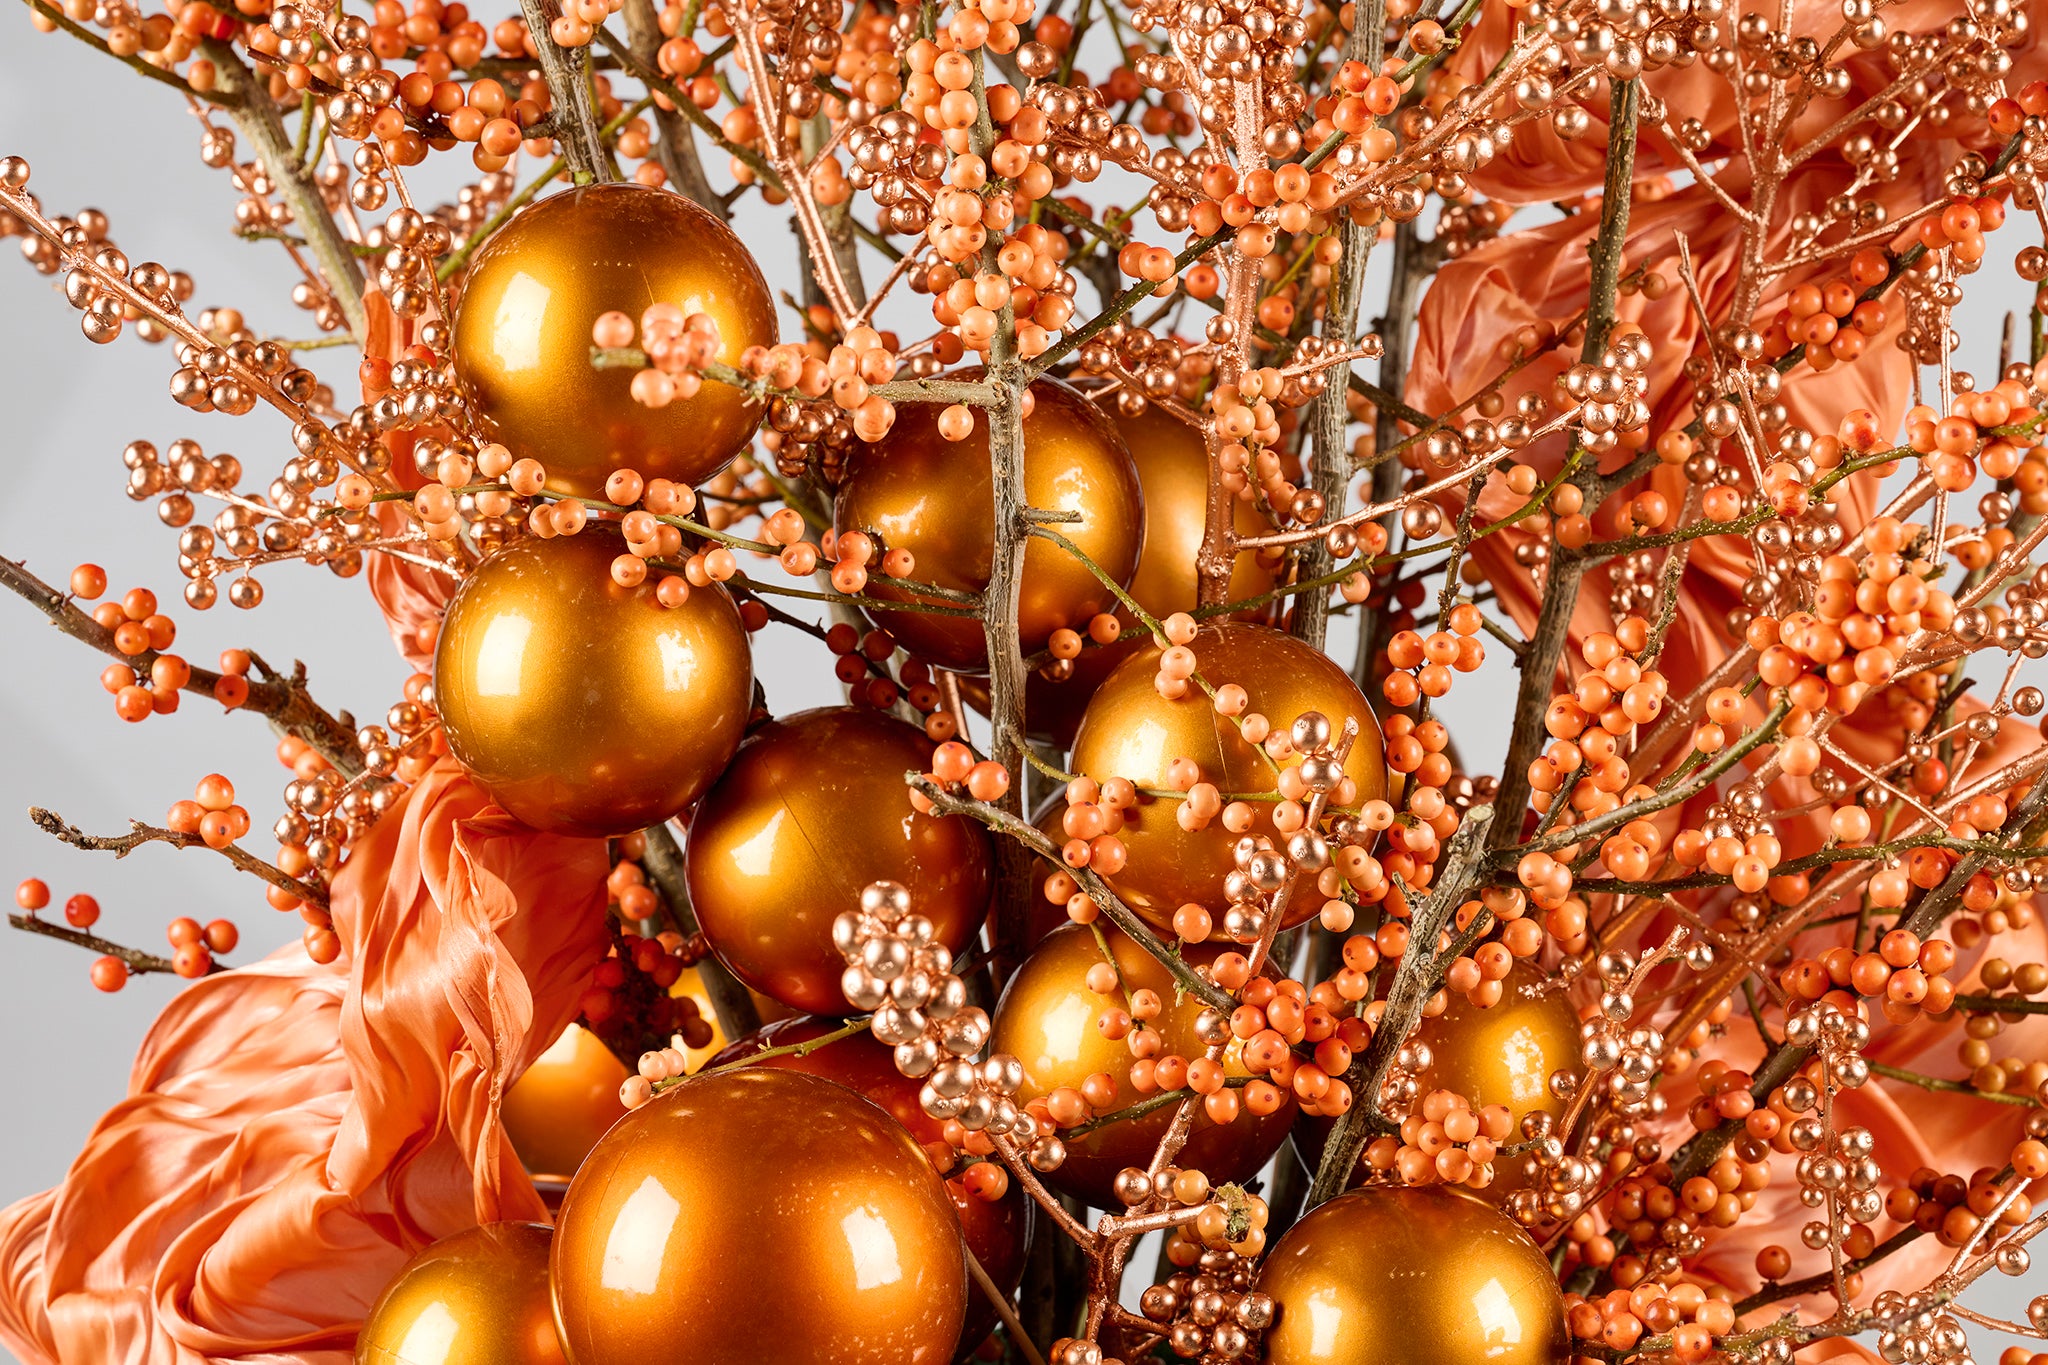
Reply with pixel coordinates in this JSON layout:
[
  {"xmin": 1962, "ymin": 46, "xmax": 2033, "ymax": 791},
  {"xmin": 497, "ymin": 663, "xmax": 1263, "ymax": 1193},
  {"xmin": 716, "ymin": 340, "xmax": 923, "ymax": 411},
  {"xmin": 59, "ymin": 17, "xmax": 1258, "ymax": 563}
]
[{"xmin": 4, "ymin": 0, "xmax": 2048, "ymax": 1359}]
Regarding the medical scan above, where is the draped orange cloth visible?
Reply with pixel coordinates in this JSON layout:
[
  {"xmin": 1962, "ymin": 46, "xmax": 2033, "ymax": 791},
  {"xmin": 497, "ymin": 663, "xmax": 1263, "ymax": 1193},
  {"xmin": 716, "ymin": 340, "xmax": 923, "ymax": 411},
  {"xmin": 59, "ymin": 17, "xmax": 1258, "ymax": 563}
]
[
  {"xmin": 1407, "ymin": 155, "xmax": 1913, "ymax": 708},
  {"xmin": 0, "ymin": 763, "xmax": 608, "ymax": 1364},
  {"xmin": 1403, "ymin": 35, "xmax": 2048, "ymax": 1360},
  {"xmin": 0, "ymin": 279, "xmax": 604, "ymax": 1364},
  {"xmin": 366, "ymin": 500, "xmax": 457, "ymax": 674}
]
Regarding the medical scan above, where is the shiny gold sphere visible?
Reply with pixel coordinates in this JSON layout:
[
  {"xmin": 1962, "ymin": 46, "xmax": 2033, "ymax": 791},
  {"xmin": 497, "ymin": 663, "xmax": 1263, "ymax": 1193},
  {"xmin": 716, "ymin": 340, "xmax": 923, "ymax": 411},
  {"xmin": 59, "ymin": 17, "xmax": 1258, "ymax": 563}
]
[
  {"xmin": 551, "ymin": 1068, "xmax": 967, "ymax": 1365},
  {"xmin": 712, "ymin": 1017, "xmax": 1031, "ymax": 1351},
  {"xmin": 958, "ymin": 401, "xmax": 1280, "ymax": 748},
  {"xmin": 501, "ymin": 1024, "xmax": 626, "ymax": 1185},
  {"xmin": 451, "ymin": 183, "xmax": 775, "ymax": 498},
  {"xmin": 1293, "ymin": 967, "xmax": 1578, "ymax": 1197},
  {"xmin": 991, "ymin": 922, "xmax": 1295, "ymax": 1208},
  {"xmin": 1417, "ymin": 963, "xmax": 1580, "ymax": 1127},
  {"xmin": 358, "ymin": 1223, "xmax": 565, "ymax": 1365},
  {"xmin": 1114, "ymin": 400, "xmax": 1278, "ymax": 616},
  {"xmin": 1068, "ymin": 622, "xmax": 1386, "ymax": 932},
  {"xmin": 686, "ymin": 707, "xmax": 992, "ymax": 1013},
  {"xmin": 1257, "ymin": 1186, "xmax": 1568, "ymax": 1365},
  {"xmin": 434, "ymin": 527, "xmax": 753, "ymax": 837},
  {"xmin": 834, "ymin": 375, "xmax": 1144, "ymax": 671}
]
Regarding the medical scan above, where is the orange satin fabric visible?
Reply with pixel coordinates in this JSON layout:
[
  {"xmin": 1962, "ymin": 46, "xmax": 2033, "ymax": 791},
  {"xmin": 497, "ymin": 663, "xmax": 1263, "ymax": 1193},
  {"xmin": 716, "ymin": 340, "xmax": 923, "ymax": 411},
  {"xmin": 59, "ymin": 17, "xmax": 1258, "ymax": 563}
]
[
  {"xmin": 1436, "ymin": 0, "xmax": 2035, "ymax": 206},
  {"xmin": 0, "ymin": 760, "xmax": 608, "ymax": 1364},
  {"xmin": 1661, "ymin": 960, "xmax": 2048, "ymax": 1364},
  {"xmin": 1407, "ymin": 157, "xmax": 1909, "ymax": 707},
  {"xmin": 1404, "ymin": 56, "xmax": 2048, "ymax": 1361},
  {"xmin": 367, "ymin": 501, "xmax": 457, "ymax": 674}
]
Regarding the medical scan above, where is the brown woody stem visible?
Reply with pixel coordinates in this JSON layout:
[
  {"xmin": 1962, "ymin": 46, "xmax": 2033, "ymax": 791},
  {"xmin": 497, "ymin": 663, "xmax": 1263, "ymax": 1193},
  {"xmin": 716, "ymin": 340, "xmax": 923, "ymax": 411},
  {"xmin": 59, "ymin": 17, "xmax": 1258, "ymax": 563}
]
[{"xmin": 30, "ymin": 807, "xmax": 329, "ymax": 906}]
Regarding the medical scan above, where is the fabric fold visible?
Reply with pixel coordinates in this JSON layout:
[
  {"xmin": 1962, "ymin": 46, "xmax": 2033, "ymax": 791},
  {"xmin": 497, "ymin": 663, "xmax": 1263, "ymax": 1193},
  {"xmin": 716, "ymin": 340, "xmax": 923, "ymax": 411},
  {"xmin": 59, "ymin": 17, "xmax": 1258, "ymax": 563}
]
[{"xmin": 0, "ymin": 760, "xmax": 607, "ymax": 1364}]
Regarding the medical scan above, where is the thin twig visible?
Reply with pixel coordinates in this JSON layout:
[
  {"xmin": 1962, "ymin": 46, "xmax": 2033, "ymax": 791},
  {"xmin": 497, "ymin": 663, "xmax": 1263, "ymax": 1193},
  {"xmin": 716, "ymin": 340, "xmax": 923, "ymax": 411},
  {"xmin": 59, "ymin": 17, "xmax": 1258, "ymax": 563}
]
[
  {"xmin": 638, "ymin": 822, "xmax": 761, "ymax": 1040},
  {"xmin": 30, "ymin": 807, "xmax": 328, "ymax": 906},
  {"xmin": 0, "ymin": 556, "xmax": 360, "ymax": 772},
  {"xmin": 7, "ymin": 912, "xmax": 190, "ymax": 974},
  {"xmin": 1308, "ymin": 803, "xmax": 1495, "ymax": 1207}
]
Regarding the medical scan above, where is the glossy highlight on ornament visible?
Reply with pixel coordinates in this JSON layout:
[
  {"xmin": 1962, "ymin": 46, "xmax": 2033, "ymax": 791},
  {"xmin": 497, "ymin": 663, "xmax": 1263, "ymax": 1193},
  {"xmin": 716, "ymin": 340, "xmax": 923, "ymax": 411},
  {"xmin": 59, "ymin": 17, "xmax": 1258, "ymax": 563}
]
[
  {"xmin": 834, "ymin": 374, "xmax": 1144, "ymax": 671},
  {"xmin": 1257, "ymin": 1186, "xmax": 1568, "ymax": 1365},
  {"xmin": 357, "ymin": 1222, "xmax": 566, "ymax": 1365},
  {"xmin": 433, "ymin": 526, "xmax": 753, "ymax": 837},
  {"xmin": 1069, "ymin": 621, "xmax": 1385, "ymax": 931},
  {"xmin": 450, "ymin": 182, "xmax": 775, "ymax": 499},
  {"xmin": 712, "ymin": 1016, "xmax": 1030, "ymax": 1351},
  {"xmin": 687, "ymin": 706, "xmax": 992, "ymax": 1014},
  {"xmin": 551, "ymin": 1067, "xmax": 967, "ymax": 1365},
  {"xmin": 1417, "ymin": 962, "xmax": 1579, "ymax": 1127}
]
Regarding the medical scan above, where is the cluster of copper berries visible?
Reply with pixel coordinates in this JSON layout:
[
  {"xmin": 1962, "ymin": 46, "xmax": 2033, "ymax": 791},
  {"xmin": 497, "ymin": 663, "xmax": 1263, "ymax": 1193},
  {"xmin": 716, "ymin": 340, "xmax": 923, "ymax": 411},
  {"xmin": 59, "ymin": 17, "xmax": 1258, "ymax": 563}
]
[
  {"xmin": 262, "ymin": 682, "xmax": 434, "ymax": 967},
  {"xmin": 837, "ymin": 881, "xmax": 1049, "ymax": 1168},
  {"xmin": 916, "ymin": 741, "xmax": 1013, "ymax": 815},
  {"xmin": 1562, "ymin": 1279, "xmax": 1739, "ymax": 1361},
  {"xmin": 74, "ymin": 571, "xmax": 194, "ymax": 722},
  {"xmin": 1139, "ymin": 1240, "xmax": 1275, "ymax": 1361},
  {"xmin": 1361, "ymin": 1089, "xmax": 1514, "ymax": 1187},
  {"xmin": 1776, "ymin": 929, "xmax": 1958, "ymax": 1023}
]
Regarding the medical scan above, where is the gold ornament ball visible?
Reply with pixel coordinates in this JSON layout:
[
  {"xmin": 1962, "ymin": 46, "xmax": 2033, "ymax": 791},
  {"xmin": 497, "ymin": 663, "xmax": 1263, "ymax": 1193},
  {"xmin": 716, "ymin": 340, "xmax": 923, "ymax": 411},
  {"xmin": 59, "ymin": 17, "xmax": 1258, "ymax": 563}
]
[
  {"xmin": 357, "ymin": 1222, "xmax": 565, "ymax": 1365},
  {"xmin": 991, "ymin": 921, "xmax": 1295, "ymax": 1208},
  {"xmin": 1114, "ymin": 400, "xmax": 1278, "ymax": 616},
  {"xmin": 1068, "ymin": 621, "xmax": 1386, "ymax": 932},
  {"xmin": 500, "ymin": 1023, "xmax": 626, "ymax": 1186},
  {"xmin": 1418, "ymin": 962, "xmax": 1579, "ymax": 1127},
  {"xmin": 712, "ymin": 1017, "xmax": 1031, "ymax": 1352},
  {"xmin": 959, "ymin": 401, "xmax": 1279, "ymax": 748},
  {"xmin": 833, "ymin": 375, "xmax": 1144, "ymax": 671},
  {"xmin": 434, "ymin": 527, "xmax": 753, "ymax": 837},
  {"xmin": 1256, "ymin": 1186, "xmax": 1568, "ymax": 1365},
  {"xmin": 686, "ymin": 707, "xmax": 992, "ymax": 1014},
  {"xmin": 450, "ymin": 182, "xmax": 775, "ymax": 498},
  {"xmin": 1292, "ymin": 965, "xmax": 1578, "ymax": 1196},
  {"xmin": 551, "ymin": 1068, "xmax": 967, "ymax": 1365}
]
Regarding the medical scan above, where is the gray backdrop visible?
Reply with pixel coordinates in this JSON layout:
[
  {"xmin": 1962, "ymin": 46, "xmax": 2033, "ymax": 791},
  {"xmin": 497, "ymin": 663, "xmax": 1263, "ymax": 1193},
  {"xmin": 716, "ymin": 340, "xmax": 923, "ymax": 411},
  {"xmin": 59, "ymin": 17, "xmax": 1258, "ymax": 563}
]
[{"xmin": 0, "ymin": 15, "xmax": 2030, "ymax": 1362}]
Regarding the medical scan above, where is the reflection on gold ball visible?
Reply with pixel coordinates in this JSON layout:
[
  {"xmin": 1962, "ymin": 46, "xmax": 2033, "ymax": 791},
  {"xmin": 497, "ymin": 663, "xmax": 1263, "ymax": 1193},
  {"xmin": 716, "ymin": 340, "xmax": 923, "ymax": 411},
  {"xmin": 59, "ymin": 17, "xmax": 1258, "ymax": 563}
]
[
  {"xmin": 357, "ymin": 1223, "xmax": 564, "ymax": 1365},
  {"xmin": 1418, "ymin": 963, "xmax": 1579, "ymax": 1127},
  {"xmin": 712, "ymin": 1017, "xmax": 1030, "ymax": 1351},
  {"xmin": 834, "ymin": 376, "xmax": 1143, "ymax": 671},
  {"xmin": 1257, "ymin": 1186, "xmax": 1568, "ymax": 1365},
  {"xmin": 687, "ymin": 707, "xmax": 991, "ymax": 1014},
  {"xmin": 451, "ymin": 183, "xmax": 775, "ymax": 498},
  {"xmin": 991, "ymin": 922, "xmax": 1295, "ymax": 1208},
  {"xmin": 501, "ymin": 1023, "xmax": 625, "ymax": 1185},
  {"xmin": 1068, "ymin": 622, "xmax": 1385, "ymax": 932},
  {"xmin": 552, "ymin": 1068, "xmax": 967, "ymax": 1365},
  {"xmin": 1291, "ymin": 968, "xmax": 1578, "ymax": 1198},
  {"xmin": 434, "ymin": 527, "xmax": 753, "ymax": 837},
  {"xmin": 1114, "ymin": 400, "xmax": 1277, "ymax": 616},
  {"xmin": 958, "ymin": 401, "xmax": 1281, "ymax": 748}
]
